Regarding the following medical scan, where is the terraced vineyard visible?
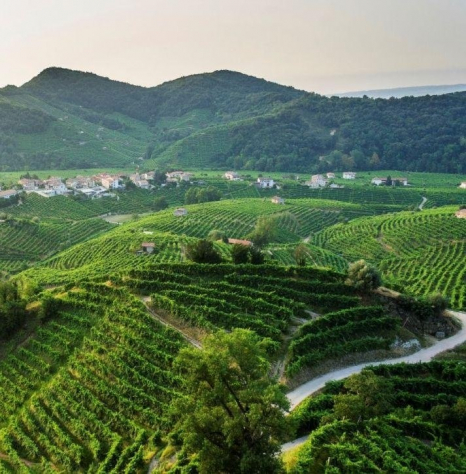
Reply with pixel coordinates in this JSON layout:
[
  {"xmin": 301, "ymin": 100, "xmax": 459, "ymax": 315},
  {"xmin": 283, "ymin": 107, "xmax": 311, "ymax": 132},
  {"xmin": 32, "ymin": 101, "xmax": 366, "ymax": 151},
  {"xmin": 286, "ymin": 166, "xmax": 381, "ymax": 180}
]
[
  {"xmin": 313, "ymin": 206, "xmax": 466, "ymax": 309},
  {"xmin": 0, "ymin": 218, "xmax": 112, "ymax": 274},
  {"xmin": 289, "ymin": 361, "xmax": 466, "ymax": 472},
  {"xmin": 0, "ymin": 284, "xmax": 185, "ymax": 472}
]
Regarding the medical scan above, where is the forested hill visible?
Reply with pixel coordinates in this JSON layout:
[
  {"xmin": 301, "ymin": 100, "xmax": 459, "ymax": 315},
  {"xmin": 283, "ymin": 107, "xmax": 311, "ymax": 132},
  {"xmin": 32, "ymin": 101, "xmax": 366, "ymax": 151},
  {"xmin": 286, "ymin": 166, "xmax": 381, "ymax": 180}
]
[{"xmin": 0, "ymin": 67, "xmax": 465, "ymax": 172}]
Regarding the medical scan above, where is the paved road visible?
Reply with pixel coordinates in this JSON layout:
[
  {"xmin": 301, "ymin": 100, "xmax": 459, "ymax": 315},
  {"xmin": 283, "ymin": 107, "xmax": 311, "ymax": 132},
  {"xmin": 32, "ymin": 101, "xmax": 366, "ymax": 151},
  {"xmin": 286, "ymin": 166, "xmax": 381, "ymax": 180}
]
[{"xmin": 287, "ymin": 310, "xmax": 466, "ymax": 410}]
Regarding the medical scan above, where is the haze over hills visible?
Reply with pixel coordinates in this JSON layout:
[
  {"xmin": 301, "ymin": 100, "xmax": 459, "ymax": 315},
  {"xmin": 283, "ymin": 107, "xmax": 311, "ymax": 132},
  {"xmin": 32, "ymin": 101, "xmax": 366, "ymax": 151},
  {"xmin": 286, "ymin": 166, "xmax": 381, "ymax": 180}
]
[
  {"xmin": 336, "ymin": 83, "xmax": 466, "ymax": 99},
  {"xmin": 1, "ymin": 67, "xmax": 466, "ymax": 173}
]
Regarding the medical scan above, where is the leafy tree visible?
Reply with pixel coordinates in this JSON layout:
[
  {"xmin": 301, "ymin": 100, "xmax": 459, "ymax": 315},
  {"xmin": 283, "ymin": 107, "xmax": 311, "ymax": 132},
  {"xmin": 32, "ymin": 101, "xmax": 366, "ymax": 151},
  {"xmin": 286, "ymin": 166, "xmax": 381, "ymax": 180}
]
[
  {"xmin": 170, "ymin": 329, "xmax": 290, "ymax": 474},
  {"xmin": 247, "ymin": 216, "xmax": 277, "ymax": 248},
  {"xmin": 294, "ymin": 243, "xmax": 308, "ymax": 266},
  {"xmin": 207, "ymin": 229, "xmax": 228, "ymax": 243},
  {"xmin": 185, "ymin": 186, "xmax": 222, "ymax": 204},
  {"xmin": 185, "ymin": 239, "xmax": 222, "ymax": 264},
  {"xmin": 346, "ymin": 259, "xmax": 382, "ymax": 292},
  {"xmin": 153, "ymin": 196, "xmax": 168, "ymax": 211},
  {"xmin": 231, "ymin": 244, "xmax": 250, "ymax": 264},
  {"xmin": 386, "ymin": 175, "xmax": 392, "ymax": 186},
  {"xmin": 333, "ymin": 370, "xmax": 394, "ymax": 422},
  {"xmin": 249, "ymin": 247, "xmax": 265, "ymax": 265},
  {"xmin": 0, "ymin": 281, "xmax": 27, "ymax": 339}
]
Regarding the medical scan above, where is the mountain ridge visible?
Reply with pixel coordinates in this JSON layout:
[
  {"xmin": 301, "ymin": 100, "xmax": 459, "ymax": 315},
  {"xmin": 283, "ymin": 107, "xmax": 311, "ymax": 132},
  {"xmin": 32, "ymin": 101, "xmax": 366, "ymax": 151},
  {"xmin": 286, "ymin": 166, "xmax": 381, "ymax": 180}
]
[{"xmin": 0, "ymin": 67, "xmax": 465, "ymax": 173}]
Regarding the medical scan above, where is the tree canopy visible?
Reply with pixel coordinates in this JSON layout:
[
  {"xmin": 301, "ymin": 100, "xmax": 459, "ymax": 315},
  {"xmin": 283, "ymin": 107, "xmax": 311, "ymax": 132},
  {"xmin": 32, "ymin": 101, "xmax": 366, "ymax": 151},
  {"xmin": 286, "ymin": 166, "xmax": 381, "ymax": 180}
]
[{"xmin": 170, "ymin": 329, "xmax": 290, "ymax": 474}]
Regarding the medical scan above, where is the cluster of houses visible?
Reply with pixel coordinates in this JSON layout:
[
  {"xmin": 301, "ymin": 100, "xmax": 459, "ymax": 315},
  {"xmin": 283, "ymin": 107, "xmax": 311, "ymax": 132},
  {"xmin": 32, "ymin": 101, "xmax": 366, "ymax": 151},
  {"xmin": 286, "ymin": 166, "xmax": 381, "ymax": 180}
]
[{"xmin": 166, "ymin": 171, "xmax": 192, "ymax": 183}]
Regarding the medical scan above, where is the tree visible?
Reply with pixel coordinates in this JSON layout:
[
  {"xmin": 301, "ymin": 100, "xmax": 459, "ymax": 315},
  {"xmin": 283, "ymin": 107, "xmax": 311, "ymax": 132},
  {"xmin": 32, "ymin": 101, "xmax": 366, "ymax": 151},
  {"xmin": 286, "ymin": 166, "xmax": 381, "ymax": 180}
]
[
  {"xmin": 207, "ymin": 229, "xmax": 228, "ymax": 243},
  {"xmin": 170, "ymin": 329, "xmax": 290, "ymax": 474},
  {"xmin": 153, "ymin": 196, "xmax": 168, "ymax": 211},
  {"xmin": 333, "ymin": 370, "xmax": 394, "ymax": 422},
  {"xmin": 346, "ymin": 259, "xmax": 382, "ymax": 292},
  {"xmin": 231, "ymin": 244, "xmax": 250, "ymax": 264},
  {"xmin": 386, "ymin": 175, "xmax": 392, "ymax": 186},
  {"xmin": 247, "ymin": 216, "xmax": 277, "ymax": 248},
  {"xmin": 294, "ymin": 243, "xmax": 308, "ymax": 266},
  {"xmin": 185, "ymin": 239, "xmax": 222, "ymax": 264}
]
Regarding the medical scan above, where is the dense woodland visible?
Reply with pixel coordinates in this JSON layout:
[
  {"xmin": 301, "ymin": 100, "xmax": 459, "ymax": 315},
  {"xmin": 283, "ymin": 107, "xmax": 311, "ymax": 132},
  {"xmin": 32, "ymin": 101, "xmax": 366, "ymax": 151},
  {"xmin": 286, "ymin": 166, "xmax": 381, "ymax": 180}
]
[{"xmin": 0, "ymin": 68, "xmax": 465, "ymax": 172}]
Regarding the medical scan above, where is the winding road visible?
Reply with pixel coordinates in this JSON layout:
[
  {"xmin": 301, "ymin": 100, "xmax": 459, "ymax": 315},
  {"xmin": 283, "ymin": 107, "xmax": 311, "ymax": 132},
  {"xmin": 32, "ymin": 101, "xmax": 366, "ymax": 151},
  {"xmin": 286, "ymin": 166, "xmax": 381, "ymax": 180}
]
[
  {"xmin": 281, "ymin": 310, "xmax": 466, "ymax": 452},
  {"xmin": 418, "ymin": 196, "xmax": 427, "ymax": 210}
]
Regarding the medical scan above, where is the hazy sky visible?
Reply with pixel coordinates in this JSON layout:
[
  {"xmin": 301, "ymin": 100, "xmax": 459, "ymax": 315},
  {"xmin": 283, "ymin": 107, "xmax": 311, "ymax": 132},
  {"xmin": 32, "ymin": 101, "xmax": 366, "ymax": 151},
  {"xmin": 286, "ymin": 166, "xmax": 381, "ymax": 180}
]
[{"xmin": 1, "ymin": 0, "xmax": 465, "ymax": 94}]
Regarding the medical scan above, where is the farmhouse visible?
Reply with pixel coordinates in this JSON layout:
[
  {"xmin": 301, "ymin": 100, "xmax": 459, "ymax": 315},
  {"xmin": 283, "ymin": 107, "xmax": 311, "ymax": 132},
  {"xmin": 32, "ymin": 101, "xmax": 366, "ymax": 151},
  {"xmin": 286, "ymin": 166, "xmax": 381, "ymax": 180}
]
[
  {"xmin": 43, "ymin": 177, "xmax": 67, "ymax": 195},
  {"xmin": 455, "ymin": 209, "xmax": 466, "ymax": 219},
  {"xmin": 459, "ymin": 182, "xmax": 466, "ymax": 189},
  {"xmin": 343, "ymin": 172, "xmax": 356, "ymax": 179},
  {"xmin": 174, "ymin": 208, "xmax": 188, "ymax": 217},
  {"xmin": 141, "ymin": 242, "xmax": 155, "ymax": 253},
  {"xmin": 0, "ymin": 189, "xmax": 18, "ymax": 199},
  {"xmin": 101, "ymin": 177, "xmax": 121, "ymax": 190},
  {"xmin": 141, "ymin": 171, "xmax": 155, "ymax": 180},
  {"xmin": 224, "ymin": 171, "xmax": 240, "ymax": 181},
  {"xmin": 257, "ymin": 177, "xmax": 275, "ymax": 188},
  {"xmin": 311, "ymin": 174, "xmax": 328, "ymax": 187},
  {"xmin": 18, "ymin": 178, "xmax": 40, "ymax": 191},
  {"xmin": 326, "ymin": 172, "xmax": 336, "ymax": 179},
  {"xmin": 271, "ymin": 196, "xmax": 285, "ymax": 204},
  {"xmin": 227, "ymin": 238, "xmax": 252, "ymax": 247},
  {"xmin": 166, "ymin": 171, "xmax": 192, "ymax": 182}
]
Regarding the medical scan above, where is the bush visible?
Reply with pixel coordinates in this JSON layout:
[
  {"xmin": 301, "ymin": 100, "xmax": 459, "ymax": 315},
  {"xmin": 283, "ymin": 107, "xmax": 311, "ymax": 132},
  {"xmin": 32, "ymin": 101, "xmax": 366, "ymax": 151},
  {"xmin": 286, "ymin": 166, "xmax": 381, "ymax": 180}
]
[
  {"xmin": 185, "ymin": 240, "xmax": 223, "ymax": 264},
  {"xmin": 346, "ymin": 259, "xmax": 382, "ymax": 292}
]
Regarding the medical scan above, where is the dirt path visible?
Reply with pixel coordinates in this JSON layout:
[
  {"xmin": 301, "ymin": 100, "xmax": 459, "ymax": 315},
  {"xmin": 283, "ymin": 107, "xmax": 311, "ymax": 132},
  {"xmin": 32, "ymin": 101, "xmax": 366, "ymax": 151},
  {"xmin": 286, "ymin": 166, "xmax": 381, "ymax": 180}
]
[
  {"xmin": 141, "ymin": 297, "xmax": 202, "ymax": 349},
  {"xmin": 287, "ymin": 310, "xmax": 466, "ymax": 410},
  {"xmin": 281, "ymin": 435, "xmax": 310, "ymax": 453},
  {"xmin": 419, "ymin": 196, "xmax": 427, "ymax": 210}
]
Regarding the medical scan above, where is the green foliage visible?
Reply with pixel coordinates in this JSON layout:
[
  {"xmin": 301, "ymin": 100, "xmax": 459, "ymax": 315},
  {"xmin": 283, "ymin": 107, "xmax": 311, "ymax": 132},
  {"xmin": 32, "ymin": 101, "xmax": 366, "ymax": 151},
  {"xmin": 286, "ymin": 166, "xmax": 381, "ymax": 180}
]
[
  {"xmin": 332, "ymin": 370, "xmax": 394, "ymax": 422},
  {"xmin": 231, "ymin": 244, "xmax": 250, "ymax": 264},
  {"xmin": 184, "ymin": 186, "xmax": 222, "ymax": 204},
  {"xmin": 152, "ymin": 196, "xmax": 168, "ymax": 211},
  {"xmin": 247, "ymin": 215, "xmax": 277, "ymax": 247},
  {"xmin": 346, "ymin": 259, "xmax": 382, "ymax": 292},
  {"xmin": 171, "ymin": 329, "xmax": 290, "ymax": 474},
  {"xmin": 0, "ymin": 281, "xmax": 27, "ymax": 339},
  {"xmin": 185, "ymin": 239, "xmax": 222, "ymax": 264}
]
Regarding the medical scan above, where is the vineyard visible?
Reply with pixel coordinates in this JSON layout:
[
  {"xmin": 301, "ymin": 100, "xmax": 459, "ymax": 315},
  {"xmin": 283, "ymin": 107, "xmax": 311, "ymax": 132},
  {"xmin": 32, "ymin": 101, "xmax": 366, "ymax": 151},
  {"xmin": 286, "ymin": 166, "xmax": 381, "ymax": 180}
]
[
  {"xmin": 313, "ymin": 206, "xmax": 466, "ymax": 309},
  {"xmin": 0, "ymin": 283, "xmax": 185, "ymax": 472},
  {"xmin": 288, "ymin": 361, "xmax": 466, "ymax": 473}
]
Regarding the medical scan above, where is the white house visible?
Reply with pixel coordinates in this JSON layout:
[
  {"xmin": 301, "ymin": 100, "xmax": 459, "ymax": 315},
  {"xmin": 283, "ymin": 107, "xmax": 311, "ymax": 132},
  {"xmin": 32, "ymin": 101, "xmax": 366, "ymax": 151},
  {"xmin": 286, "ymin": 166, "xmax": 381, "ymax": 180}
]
[
  {"xmin": 329, "ymin": 183, "xmax": 344, "ymax": 189},
  {"xmin": 0, "ymin": 189, "xmax": 18, "ymax": 199},
  {"xmin": 326, "ymin": 172, "xmax": 336, "ymax": 179},
  {"xmin": 43, "ymin": 177, "xmax": 68, "ymax": 195},
  {"xmin": 174, "ymin": 208, "xmax": 188, "ymax": 217},
  {"xmin": 459, "ymin": 181, "xmax": 466, "ymax": 189},
  {"xmin": 343, "ymin": 172, "xmax": 356, "ymax": 179},
  {"xmin": 166, "ymin": 171, "xmax": 192, "ymax": 182},
  {"xmin": 257, "ymin": 177, "xmax": 274, "ymax": 188},
  {"xmin": 224, "ymin": 171, "xmax": 240, "ymax": 181},
  {"xmin": 271, "ymin": 196, "xmax": 285, "ymax": 204},
  {"xmin": 102, "ymin": 177, "xmax": 120, "ymax": 190},
  {"xmin": 18, "ymin": 178, "xmax": 40, "ymax": 191},
  {"xmin": 311, "ymin": 174, "xmax": 328, "ymax": 187}
]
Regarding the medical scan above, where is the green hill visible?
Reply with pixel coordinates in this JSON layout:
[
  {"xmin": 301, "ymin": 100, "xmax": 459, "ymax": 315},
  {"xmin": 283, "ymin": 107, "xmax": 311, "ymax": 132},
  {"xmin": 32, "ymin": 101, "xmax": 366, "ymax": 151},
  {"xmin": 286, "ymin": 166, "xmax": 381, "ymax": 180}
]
[{"xmin": 1, "ymin": 67, "xmax": 466, "ymax": 172}]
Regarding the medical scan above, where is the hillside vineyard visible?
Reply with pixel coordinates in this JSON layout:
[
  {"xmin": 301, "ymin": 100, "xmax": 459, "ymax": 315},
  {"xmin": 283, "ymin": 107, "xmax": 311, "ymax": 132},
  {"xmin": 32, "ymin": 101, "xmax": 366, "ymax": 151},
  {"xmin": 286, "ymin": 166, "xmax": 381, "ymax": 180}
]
[{"xmin": 0, "ymin": 69, "xmax": 465, "ymax": 473}]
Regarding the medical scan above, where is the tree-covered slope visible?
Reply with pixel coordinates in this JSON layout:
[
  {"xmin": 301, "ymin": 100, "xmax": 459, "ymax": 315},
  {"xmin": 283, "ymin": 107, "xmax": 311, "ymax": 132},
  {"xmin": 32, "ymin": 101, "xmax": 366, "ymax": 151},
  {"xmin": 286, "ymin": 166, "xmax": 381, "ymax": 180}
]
[{"xmin": 1, "ymin": 67, "xmax": 466, "ymax": 172}]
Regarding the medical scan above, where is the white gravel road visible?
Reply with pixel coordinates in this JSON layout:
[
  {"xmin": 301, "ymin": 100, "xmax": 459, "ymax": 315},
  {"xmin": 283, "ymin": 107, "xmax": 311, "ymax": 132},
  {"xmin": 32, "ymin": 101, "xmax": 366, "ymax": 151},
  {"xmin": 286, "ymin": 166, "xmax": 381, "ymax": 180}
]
[{"xmin": 287, "ymin": 311, "xmax": 466, "ymax": 410}]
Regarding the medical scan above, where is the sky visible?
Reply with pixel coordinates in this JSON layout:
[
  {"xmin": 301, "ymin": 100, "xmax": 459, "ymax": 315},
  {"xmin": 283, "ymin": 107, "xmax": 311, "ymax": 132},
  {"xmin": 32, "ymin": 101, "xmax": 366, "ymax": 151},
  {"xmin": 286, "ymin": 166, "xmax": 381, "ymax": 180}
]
[{"xmin": 1, "ymin": 0, "xmax": 465, "ymax": 94}]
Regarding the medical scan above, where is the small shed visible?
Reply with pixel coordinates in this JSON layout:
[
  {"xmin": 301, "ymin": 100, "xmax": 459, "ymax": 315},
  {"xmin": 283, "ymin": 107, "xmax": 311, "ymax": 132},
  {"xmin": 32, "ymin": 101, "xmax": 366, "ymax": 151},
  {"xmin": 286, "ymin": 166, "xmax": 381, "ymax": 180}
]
[
  {"xmin": 174, "ymin": 208, "xmax": 188, "ymax": 217},
  {"xmin": 141, "ymin": 242, "xmax": 155, "ymax": 253},
  {"xmin": 271, "ymin": 196, "xmax": 285, "ymax": 205}
]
